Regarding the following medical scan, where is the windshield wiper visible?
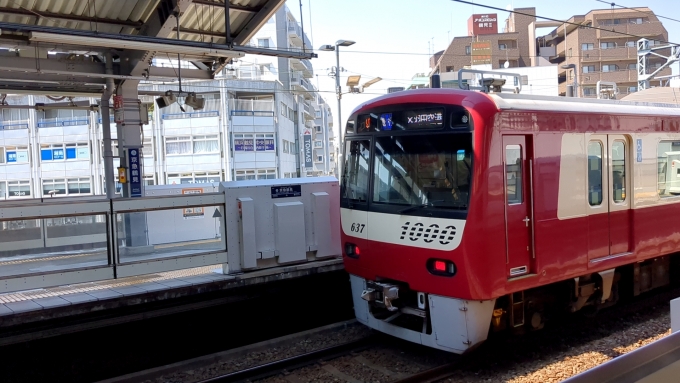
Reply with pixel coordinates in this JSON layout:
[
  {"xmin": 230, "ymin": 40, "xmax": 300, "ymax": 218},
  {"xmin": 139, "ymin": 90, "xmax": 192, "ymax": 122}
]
[{"xmin": 397, "ymin": 200, "xmax": 444, "ymax": 214}]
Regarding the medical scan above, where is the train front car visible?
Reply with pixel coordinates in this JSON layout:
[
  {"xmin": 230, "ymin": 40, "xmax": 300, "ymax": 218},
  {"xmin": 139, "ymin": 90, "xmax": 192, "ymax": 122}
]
[{"xmin": 341, "ymin": 89, "xmax": 500, "ymax": 353}]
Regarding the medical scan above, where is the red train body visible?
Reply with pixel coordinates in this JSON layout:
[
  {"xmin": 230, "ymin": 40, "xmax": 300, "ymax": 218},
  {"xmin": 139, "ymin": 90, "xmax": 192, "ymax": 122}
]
[{"xmin": 340, "ymin": 88, "xmax": 680, "ymax": 353}]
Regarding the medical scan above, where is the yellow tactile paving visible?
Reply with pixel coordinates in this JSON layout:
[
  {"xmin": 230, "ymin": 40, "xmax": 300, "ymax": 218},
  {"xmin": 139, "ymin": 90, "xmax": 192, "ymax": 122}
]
[{"xmin": 0, "ymin": 264, "xmax": 222, "ymax": 303}]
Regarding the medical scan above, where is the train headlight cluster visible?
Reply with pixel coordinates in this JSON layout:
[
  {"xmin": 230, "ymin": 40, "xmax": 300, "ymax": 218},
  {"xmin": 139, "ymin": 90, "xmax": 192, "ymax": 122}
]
[
  {"xmin": 427, "ymin": 258, "xmax": 456, "ymax": 277},
  {"xmin": 345, "ymin": 242, "xmax": 360, "ymax": 259}
]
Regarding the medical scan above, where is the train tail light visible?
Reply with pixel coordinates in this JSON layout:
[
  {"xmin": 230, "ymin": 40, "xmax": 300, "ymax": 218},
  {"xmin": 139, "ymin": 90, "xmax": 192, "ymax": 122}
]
[
  {"xmin": 427, "ymin": 258, "xmax": 456, "ymax": 277},
  {"xmin": 345, "ymin": 242, "xmax": 360, "ymax": 259}
]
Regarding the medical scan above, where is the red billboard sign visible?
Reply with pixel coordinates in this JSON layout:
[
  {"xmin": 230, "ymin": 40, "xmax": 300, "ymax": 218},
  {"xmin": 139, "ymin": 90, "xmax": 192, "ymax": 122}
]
[{"xmin": 468, "ymin": 14, "xmax": 498, "ymax": 36}]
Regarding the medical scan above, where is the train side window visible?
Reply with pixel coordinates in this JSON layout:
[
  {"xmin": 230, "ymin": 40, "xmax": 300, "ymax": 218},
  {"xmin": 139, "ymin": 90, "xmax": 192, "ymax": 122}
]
[
  {"xmin": 657, "ymin": 140, "xmax": 680, "ymax": 198},
  {"xmin": 612, "ymin": 141, "xmax": 626, "ymax": 202},
  {"xmin": 588, "ymin": 141, "xmax": 603, "ymax": 206},
  {"xmin": 506, "ymin": 145, "xmax": 522, "ymax": 204}
]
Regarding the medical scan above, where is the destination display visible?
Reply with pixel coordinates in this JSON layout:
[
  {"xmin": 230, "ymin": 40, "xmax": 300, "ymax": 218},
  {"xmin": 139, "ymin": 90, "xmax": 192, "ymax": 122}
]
[{"xmin": 404, "ymin": 109, "xmax": 444, "ymax": 129}]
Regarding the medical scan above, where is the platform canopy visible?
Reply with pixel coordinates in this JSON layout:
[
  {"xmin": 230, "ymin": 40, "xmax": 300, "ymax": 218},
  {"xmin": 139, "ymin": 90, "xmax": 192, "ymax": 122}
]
[{"xmin": 0, "ymin": 0, "xmax": 315, "ymax": 96}]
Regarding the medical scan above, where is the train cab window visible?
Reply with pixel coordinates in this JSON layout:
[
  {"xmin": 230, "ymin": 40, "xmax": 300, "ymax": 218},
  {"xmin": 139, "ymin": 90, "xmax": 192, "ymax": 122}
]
[
  {"xmin": 612, "ymin": 141, "xmax": 626, "ymax": 202},
  {"xmin": 342, "ymin": 140, "xmax": 371, "ymax": 203},
  {"xmin": 506, "ymin": 145, "xmax": 522, "ymax": 204},
  {"xmin": 588, "ymin": 141, "xmax": 603, "ymax": 206}
]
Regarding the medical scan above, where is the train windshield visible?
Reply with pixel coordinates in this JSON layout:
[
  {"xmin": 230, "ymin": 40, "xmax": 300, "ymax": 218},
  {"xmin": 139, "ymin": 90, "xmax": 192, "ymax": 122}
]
[{"xmin": 342, "ymin": 133, "xmax": 472, "ymax": 211}]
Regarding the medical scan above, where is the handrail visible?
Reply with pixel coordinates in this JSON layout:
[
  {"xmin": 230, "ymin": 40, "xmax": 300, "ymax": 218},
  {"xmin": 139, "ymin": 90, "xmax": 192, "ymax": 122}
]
[
  {"xmin": 161, "ymin": 110, "xmax": 219, "ymax": 120},
  {"xmin": 0, "ymin": 199, "xmax": 110, "ymax": 221},
  {"xmin": 112, "ymin": 192, "xmax": 225, "ymax": 213},
  {"xmin": 37, "ymin": 118, "xmax": 90, "ymax": 128},
  {"xmin": 457, "ymin": 68, "xmax": 523, "ymax": 93},
  {"xmin": 0, "ymin": 122, "xmax": 29, "ymax": 130}
]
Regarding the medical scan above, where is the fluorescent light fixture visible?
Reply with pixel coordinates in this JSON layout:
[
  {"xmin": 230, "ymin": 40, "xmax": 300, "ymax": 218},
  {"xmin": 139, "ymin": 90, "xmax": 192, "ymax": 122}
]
[
  {"xmin": 346, "ymin": 75, "xmax": 361, "ymax": 87},
  {"xmin": 29, "ymin": 32, "xmax": 245, "ymax": 59}
]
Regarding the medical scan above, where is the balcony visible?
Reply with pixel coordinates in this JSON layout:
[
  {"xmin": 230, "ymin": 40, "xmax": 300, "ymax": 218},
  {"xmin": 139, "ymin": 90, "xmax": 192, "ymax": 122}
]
[
  {"xmin": 580, "ymin": 67, "xmax": 672, "ymax": 86},
  {"xmin": 597, "ymin": 21, "xmax": 666, "ymax": 39},
  {"xmin": 287, "ymin": 22, "xmax": 312, "ymax": 49},
  {"xmin": 291, "ymin": 73, "xmax": 314, "ymax": 100},
  {"xmin": 302, "ymin": 102, "xmax": 314, "ymax": 121},
  {"xmin": 499, "ymin": 47, "xmax": 520, "ymax": 61},
  {"xmin": 580, "ymin": 47, "xmax": 637, "ymax": 62},
  {"xmin": 0, "ymin": 120, "xmax": 29, "ymax": 130},
  {"xmin": 229, "ymin": 99, "xmax": 275, "ymax": 117},
  {"xmin": 290, "ymin": 57, "xmax": 313, "ymax": 78}
]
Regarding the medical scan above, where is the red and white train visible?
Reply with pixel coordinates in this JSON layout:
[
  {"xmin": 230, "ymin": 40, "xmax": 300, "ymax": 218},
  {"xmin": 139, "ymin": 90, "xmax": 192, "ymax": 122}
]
[{"xmin": 340, "ymin": 86, "xmax": 680, "ymax": 353}]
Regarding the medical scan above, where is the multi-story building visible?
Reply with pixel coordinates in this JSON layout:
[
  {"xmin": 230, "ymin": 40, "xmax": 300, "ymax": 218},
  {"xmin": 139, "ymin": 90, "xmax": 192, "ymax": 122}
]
[
  {"xmin": 431, "ymin": 7, "xmax": 670, "ymax": 99},
  {"xmin": 0, "ymin": 5, "xmax": 336, "ymax": 201},
  {"xmin": 541, "ymin": 7, "xmax": 671, "ymax": 98}
]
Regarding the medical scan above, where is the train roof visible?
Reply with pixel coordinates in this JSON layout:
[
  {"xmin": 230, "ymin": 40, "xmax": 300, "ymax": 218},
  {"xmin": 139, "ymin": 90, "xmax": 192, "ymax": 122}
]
[
  {"xmin": 351, "ymin": 88, "xmax": 680, "ymax": 118},
  {"xmin": 489, "ymin": 92, "xmax": 680, "ymax": 117}
]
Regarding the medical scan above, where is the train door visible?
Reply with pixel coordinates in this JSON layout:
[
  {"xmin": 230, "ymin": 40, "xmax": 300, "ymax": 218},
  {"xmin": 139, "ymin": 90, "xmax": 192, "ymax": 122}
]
[
  {"xmin": 586, "ymin": 135, "xmax": 631, "ymax": 262},
  {"xmin": 503, "ymin": 135, "xmax": 535, "ymax": 277},
  {"xmin": 607, "ymin": 135, "xmax": 632, "ymax": 255}
]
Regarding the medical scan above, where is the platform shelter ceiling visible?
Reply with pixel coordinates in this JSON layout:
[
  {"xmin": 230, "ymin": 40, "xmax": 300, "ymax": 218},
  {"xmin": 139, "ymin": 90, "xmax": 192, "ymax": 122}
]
[{"xmin": 0, "ymin": 0, "xmax": 314, "ymax": 96}]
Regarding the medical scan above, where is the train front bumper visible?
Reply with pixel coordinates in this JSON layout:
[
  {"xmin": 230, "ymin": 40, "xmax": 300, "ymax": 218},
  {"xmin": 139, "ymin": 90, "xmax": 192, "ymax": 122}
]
[{"xmin": 350, "ymin": 274, "xmax": 495, "ymax": 354}]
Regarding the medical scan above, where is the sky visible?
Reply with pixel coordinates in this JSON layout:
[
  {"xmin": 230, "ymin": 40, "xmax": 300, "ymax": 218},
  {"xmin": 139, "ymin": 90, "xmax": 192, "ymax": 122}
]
[{"xmin": 286, "ymin": 0, "xmax": 680, "ymax": 140}]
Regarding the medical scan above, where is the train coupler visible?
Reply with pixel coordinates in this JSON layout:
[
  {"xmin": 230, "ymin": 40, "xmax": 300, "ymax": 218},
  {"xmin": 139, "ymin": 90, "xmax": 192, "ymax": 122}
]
[{"xmin": 361, "ymin": 281, "xmax": 399, "ymax": 311}]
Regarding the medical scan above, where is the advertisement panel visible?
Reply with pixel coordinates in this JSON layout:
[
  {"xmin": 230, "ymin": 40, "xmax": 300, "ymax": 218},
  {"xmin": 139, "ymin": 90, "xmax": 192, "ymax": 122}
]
[
  {"xmin": 471, "ymin": 41, "xmax": 492, "ymax": 65},
  {"xmin": 468, "ymin": 14, "xmax": 498, "ymax": 36},
  {"xmin": 303, "ymin": 132, "xmax": 313, "ymax": 168}
]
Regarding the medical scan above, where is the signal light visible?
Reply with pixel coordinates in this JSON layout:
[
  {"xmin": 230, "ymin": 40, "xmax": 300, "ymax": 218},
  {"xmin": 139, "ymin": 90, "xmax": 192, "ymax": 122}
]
[
  {"xmin": 427, "ymin": 259, "xmax": 456, "ymax": 277},
  {"xmin": 345, "ymin": 242, "xmax": 360, "ymax": 259}
]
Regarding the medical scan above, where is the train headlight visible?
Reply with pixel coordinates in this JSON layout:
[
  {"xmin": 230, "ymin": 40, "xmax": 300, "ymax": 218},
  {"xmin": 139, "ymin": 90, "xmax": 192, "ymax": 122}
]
[
  {"xmin": 345, "ymin": 242, "xmax": 360, "ymax": 259},
  {"xmin": 427, "ymin": 258, "xmax": 456, "ymax": 277}
]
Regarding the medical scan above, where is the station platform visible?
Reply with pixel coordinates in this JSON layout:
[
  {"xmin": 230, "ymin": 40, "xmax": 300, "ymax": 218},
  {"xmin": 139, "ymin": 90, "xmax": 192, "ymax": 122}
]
[{"xmin": 0, "ymin": 258, "xmax": 344, "ymax": 346}]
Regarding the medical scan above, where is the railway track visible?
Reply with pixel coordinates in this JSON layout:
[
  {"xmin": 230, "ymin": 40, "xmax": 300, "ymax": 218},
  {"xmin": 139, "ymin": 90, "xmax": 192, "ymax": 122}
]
[{"xmin": 104, "ymin": 284, "xmax": 679, "ymax": 383}]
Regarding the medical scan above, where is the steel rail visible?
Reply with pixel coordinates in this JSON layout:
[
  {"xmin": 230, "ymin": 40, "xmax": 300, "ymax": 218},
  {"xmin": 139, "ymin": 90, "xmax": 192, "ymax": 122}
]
[
  {"xmin": 389, "ymin": 360, "xmax": 462, "ymax": 383},
  {"xmin": 196, "ymin": 336, "xmax": 376, "ymax": 383}
]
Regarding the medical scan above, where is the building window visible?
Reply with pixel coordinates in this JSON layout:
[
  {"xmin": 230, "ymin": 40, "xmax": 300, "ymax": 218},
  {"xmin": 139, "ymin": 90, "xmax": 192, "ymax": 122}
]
[
  {"xmin": 626, "ymin": 41, "xmax": 635, "ymax": 47},
  {"xmin": 465, "ymin": 45, "xmax": 471, "ymax": 55},
  {"xmin": 235, "ymin": 170, "xmax": 256, "ymax": 181},
  {"xmin": 167, "ymin": 172, "xmax": 220, "ymax": 185},
  {"xmin": 600, "ymin": 42, "xmax": 617, "ymax": 49},
  {"xmin": 314, "ymin": 141, "xmax": 323, "ymax": 148},
  {"xmin": 315, "ymin": 126, "xmax": 322, "ymax": 133},
  {"xmin": 445, "ymin": 65, "xmax": 455, "ymax": 72},
  {"xmin": 42, "ymin": 179, "xmax": 66, "ymax": 196},
  {"xmin": 7, "ymin": 180, "xmax": 30, "ymax": 198},
  {"xmin": 165, "ymin": 136, "xmax": 192, "ymax": 155},
  {"xmin": 40, "ymin": 142, "xmax": 90, "ymax": 161},
  {"xmin": 315, "ymin": 110, "xmax": 322, "ymax": 118},
  {"xmin": 235, "ymin": 133, "xmax": 275, "ymax": 151},
  {"xmin": 257, "ymin": 169, "xmax": 276, "ymax": 179},
  {"xmin": 193, "ymin": 135, "xmax": 220, "ymax": 154},
  {"xmin": 583, "ymin": 87, "xmax": 597, "ymax": 96},
  {"xmin": 316, "ymin": 155, "xmax": 323, "ymax": 162},
  {"xmin": 142, "ymin": 137, "xmax": 153, "ymax": 159},
  {"xmin": 629, "ymin": 86, "xmax": 638, "ymax": 93},
  {"xmin": 602, "ymin": 64, "xmax": 619, "ymax": 72},
  {"xmin": 280, "ymin": 102, "xmax": 287, "ymax": 116},
  {"xmin": 581, "ymin": 43, "xmax": 594, "ymax": 51},
  {"xmin": 255, "ymin": 133, "xmax": 275, "ymax": 151},
  {"xmin": 498, "ymin": 43, "xmax": 507, "ymax": 50},
  {"xmin": 257, "ymin": 38, "xmax": 270, "ymax": 48},
  {"xmin": 5, "ymin": 146, "xmax": 29, "ymax": 163},
  {"xmin": 630, "ymin": 18, "xmax": 643, "ymax": 24},
  {"xmin": 628, "ymin": 63, "xmax": 637, "ymax": 70},
  {"xmin": 568, "ymin": 48, "xmax": 572, "ymax": 57},
  {"xmin": 583, "ymin": 65, "xmax": 596, "ymax": 73},
  {"xmin": 44, "ymin": 178, "xmax": 92, "ymax": 196}
]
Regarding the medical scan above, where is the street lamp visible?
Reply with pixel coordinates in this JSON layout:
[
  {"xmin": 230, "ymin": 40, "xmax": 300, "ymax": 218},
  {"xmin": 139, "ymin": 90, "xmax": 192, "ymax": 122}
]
[
  {"xmin": 561, "ymin": 63, "xmax": 578, "ymax": 98},
  {"xmin": 319, "ymin": 39, "xmax": 355, "ymax": 145}
]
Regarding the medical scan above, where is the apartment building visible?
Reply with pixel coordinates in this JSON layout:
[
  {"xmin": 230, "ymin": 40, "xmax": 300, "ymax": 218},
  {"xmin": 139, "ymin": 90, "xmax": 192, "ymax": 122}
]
[
  {"xmin": 431, "ymin": 7, "xmax": 670, "ymax": 99},
  {"xmin": 0, "ymin": 5, "xmax": 336, "ymax": 200},
  {"xmin": 542, "ymin": 7, "xmax": 670, "ymax": 98}
]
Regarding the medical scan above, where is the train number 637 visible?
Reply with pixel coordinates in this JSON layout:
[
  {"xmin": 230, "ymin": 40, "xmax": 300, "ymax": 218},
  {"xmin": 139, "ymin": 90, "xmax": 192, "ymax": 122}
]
[{"xmin": 350, "ymin": 223, "xmax": 365, "ymax": 233}]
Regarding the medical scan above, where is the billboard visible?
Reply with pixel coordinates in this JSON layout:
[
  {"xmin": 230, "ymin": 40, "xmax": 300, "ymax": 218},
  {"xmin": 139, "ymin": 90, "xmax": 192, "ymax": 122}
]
[
  {"xmin": 471, "ymin": 41, "xmax": 492, "ymax": 65},
  {"xmin": 468, "ymin": 14, "xmax": 498, "ymax": 36}
]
